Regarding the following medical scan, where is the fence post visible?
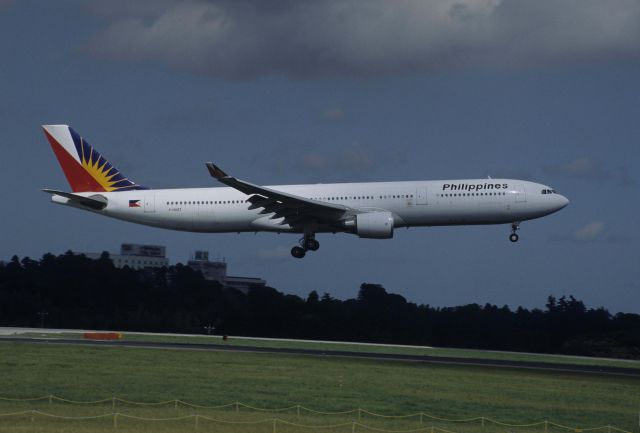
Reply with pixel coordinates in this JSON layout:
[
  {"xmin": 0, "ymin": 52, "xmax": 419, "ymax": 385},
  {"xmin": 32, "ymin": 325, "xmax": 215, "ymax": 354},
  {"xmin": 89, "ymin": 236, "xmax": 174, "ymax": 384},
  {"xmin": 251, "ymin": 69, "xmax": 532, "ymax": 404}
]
[
  {"xmin": 481, "ymin": 416, "xmax": 485, "ymax": 429},
  {"xmin": 235, "ymin": 401, "xmax": 239, "ymax": 413},
  {"xmin": 297, "ymin": 405, "xmax": 300, "ymax": 417},
  {"xmin": 30, "ymin": 409, "xmax": 35, "ymax": 424},
  {"xmin": 352, "ymin": 420, "xmax": 356, "ymax": 433},
  {"xmin": 420, "ymin": 412, "xmax": 423, "ymax": 425},
  {"xmin": 195, "ymin": 414, "xmax": 199, "ymax": 430},
  {"xmin": 113, "ymin": 413, "xmax": 118, "ymax": 429},
  {"xmin": 273, "ymin": 418, "xmax": 277, "ymax": 433},
  {"xmin": 174, "ymin": 400, "xmax": 178, "ymax": 410},
  {"xmin": 48, "ymin": 395, "xmax": 52, "ymax": 407},
  {"xmin": 358, "ymin": 408, "xmax": 361, "ymax": 420},
  {"xmin": 545, "ymin": 421, "xmax": 548, "ymax": 433},
  {"xmin": 112, "ymin": 397, "xmax": 116, "ymax": 410}
]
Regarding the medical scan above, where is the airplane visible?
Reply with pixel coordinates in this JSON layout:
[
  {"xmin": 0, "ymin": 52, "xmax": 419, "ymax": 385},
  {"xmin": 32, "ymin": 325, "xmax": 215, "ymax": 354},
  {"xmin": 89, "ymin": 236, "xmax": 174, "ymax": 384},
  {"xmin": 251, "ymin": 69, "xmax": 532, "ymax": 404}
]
[{"xmin": 42, "ymin": 125, "xmax": 569, "ymax": 259}]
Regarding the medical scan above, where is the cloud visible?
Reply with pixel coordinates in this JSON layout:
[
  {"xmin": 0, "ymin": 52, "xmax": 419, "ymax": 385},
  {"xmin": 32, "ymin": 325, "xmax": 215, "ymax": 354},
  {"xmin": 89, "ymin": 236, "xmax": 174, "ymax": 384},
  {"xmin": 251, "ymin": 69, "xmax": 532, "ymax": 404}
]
[
  {"xmin": 299, "ymin": 143, "xmax": 376, "ymax": 177},
  {"xmin": 551, "ymin": 221, "xmax": 631, "ymax": 243},
  {"xmin": 0, "ymin": 0, "xmax": 14, "ymax": 13},
  {"xmin": 323, "ymin": 107, "xmax": 344, "ymax": 120},
  {"xmin": 573, "ymin": 221, "xmax": 605, "ymax": 242},
  {"xmin": 83, "ymin": 0, "xmax": 640, "ymax": 79},
  {"xmin": 301, "ymin": 152, "xmax": 329, "ymax": 171},
  {"xmin": 84, "ymin": 0, "xmax": 175, "ymax": 20},
  {"xmin": 543, "ymin": 157, "xmax": 633, "ymax": 185}
]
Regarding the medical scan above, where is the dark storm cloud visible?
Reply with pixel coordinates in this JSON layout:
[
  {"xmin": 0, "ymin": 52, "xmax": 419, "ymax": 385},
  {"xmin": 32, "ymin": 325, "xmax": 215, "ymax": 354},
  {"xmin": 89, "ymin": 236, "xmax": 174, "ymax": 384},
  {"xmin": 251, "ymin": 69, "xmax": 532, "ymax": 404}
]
[
  {"xmin": 84, "ymin": 0, "xmax": 176, "ymax": 20},
  {"xmin": 83, "ymin": 0, "xmax": 640, "ymax": 79}
]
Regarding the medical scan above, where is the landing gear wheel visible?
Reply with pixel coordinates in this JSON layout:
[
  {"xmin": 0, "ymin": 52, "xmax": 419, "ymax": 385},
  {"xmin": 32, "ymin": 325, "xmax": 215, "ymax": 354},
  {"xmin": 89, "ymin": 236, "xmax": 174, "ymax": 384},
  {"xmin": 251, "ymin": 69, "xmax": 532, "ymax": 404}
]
[
  {"xmin": 291, "ymin": 246, "xmax": 306, "ymax": 258},
  {"xmin": 305, "ymin": 238, "xmax": 320, "ymax": 251},
  {"xmin": 509, "ymin": 222, "xmax": 520, "ymax": 243}
]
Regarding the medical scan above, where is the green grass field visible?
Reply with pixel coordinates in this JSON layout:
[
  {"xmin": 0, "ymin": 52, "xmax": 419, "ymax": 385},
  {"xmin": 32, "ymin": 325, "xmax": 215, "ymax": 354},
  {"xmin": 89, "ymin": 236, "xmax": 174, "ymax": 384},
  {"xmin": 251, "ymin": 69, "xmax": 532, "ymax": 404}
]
[
  {"xmin": 0, "ymin": 341, "xmax": 638, "ymax": 433},
  {"xmin": 7, "ymin": 330, "xmax": 640, "ymax": 370}
]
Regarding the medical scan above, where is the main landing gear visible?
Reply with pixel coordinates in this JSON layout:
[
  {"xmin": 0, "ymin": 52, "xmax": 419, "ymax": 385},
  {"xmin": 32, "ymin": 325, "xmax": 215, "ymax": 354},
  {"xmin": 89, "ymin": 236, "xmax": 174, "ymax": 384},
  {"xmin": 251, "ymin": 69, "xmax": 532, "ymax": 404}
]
[
  {"xmin": 291, "ymin": 235, "xmax": 320, "ymax": 258},
  {"xmin": 509, "ymin": 222, "xmax": 520, "ymax": 242}
]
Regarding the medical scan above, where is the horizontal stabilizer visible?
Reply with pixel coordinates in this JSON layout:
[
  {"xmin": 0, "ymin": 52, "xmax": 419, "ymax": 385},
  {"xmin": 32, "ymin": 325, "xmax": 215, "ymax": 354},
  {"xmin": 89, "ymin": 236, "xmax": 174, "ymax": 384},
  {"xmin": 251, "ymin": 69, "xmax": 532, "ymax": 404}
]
[{"xmin": 42, "ymin": 189, "xmax": 108, "ymax": 210}]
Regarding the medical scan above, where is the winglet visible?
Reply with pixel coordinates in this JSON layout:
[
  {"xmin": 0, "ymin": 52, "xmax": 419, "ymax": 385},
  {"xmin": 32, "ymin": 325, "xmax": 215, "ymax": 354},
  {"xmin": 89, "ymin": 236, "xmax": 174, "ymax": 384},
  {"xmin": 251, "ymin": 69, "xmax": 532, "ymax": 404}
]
[{"xmin": 206, "ymin": 163, "xmax": 228, "ymax": 179}]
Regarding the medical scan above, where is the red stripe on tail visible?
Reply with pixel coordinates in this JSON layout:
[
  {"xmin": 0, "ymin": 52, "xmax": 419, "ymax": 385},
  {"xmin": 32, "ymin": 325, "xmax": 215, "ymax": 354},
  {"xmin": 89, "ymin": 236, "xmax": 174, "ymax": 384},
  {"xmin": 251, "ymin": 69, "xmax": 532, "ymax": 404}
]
[{"xmin": 44, "ymin": 128, "xmax": 106, "ymax": 192}]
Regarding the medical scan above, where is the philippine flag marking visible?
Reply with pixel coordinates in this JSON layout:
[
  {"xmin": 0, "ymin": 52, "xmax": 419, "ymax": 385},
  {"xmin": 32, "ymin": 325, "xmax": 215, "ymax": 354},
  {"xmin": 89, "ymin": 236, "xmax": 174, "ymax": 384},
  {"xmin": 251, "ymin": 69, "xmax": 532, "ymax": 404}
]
[{"xmin": 129, "ymin": 200, "xmax": 141, "ymax": 208}]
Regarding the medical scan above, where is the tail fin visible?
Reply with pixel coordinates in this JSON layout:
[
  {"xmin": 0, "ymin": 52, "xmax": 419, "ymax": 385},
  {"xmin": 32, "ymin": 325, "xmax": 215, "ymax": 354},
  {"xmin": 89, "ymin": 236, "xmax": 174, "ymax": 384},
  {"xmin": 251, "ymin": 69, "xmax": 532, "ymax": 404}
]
[{"xmin": 42, "ymin": 125, "xmax": 147, "ymax": 192}]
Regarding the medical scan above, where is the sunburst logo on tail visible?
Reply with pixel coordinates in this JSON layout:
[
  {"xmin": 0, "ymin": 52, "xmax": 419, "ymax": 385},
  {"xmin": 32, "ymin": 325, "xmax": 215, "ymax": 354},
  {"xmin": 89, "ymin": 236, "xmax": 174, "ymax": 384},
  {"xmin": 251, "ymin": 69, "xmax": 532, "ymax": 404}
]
[
  {"xmin": 43, "ymin": 124, "xmax": 147, "ymax": 193},
  {"xmin": 78, "ymin": 138, "xmax": 130, "ymax": 192}
]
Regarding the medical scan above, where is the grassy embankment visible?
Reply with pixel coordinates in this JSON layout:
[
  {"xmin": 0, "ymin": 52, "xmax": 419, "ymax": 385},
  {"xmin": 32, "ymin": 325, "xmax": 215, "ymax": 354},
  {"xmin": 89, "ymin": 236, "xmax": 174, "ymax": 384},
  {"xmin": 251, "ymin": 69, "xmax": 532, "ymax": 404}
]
[{"xmin": 0, "ymin": 341, "xmax": 638, "ymax": 433}]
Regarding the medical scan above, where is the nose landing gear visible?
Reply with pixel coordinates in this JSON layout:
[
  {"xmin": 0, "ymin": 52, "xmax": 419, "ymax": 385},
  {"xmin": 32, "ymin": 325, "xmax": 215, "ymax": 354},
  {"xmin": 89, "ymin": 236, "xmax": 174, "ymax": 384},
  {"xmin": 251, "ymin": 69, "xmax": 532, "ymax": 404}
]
[
  {"xmin": 509, "ymin": 222, "xmax": 520, "ymax": 242},
  {"xmin": 291, "ymin": 234, "xmax": 320, "ymax": 258}
]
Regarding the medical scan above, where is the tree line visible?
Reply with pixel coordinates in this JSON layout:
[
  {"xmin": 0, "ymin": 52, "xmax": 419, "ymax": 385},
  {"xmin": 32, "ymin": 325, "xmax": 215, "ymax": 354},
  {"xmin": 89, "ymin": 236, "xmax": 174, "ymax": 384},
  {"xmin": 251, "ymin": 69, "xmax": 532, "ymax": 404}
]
[{"xmin": 1, "ymin": 252, "xmax": 638, "ymax": 359}]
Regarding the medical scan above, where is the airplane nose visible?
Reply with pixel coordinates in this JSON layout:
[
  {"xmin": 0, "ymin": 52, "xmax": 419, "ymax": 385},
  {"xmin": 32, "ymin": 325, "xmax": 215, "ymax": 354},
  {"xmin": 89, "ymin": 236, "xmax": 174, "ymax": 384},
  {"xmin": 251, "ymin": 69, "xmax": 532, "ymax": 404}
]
[{"xmin": 558, "ymin": 194, "xmax": 569, "ymax": 209}]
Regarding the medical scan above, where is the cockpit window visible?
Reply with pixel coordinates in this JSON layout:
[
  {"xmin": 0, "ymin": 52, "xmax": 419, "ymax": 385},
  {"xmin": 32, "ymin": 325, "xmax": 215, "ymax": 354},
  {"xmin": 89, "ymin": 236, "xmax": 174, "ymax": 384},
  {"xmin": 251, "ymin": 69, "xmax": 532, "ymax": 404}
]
[{"xmin": 541, "ymin": 189, "xmax": 558, "ymax": 195}]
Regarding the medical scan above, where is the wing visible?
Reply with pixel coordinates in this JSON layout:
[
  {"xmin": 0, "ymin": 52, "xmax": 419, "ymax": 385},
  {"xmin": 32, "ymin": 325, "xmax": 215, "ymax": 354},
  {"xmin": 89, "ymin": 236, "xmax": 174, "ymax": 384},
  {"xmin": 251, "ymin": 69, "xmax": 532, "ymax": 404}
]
[{"xmin": 205, "ymin": 163, "xmax": 353, "ymax": 227}]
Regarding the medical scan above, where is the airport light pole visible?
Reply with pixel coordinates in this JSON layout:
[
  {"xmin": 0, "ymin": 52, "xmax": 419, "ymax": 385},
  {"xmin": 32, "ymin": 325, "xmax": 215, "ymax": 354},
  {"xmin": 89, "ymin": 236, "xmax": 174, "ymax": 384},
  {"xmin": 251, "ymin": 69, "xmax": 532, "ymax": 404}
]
[
  {"xmin": 37, "ymin": 311, "xmax": 48, "ymax": 329},
  {"xmin": 203, "ymin": 324, "xmax": 215, "ymax": 335}
]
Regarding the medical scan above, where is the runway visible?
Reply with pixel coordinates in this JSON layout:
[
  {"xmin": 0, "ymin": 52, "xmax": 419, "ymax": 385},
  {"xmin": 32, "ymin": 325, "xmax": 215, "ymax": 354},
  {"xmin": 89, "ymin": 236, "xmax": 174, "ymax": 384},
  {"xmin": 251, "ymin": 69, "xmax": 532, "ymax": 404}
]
[{"xmin": 2, "ymin": 337, "xmax": 640, "ymax": 378}]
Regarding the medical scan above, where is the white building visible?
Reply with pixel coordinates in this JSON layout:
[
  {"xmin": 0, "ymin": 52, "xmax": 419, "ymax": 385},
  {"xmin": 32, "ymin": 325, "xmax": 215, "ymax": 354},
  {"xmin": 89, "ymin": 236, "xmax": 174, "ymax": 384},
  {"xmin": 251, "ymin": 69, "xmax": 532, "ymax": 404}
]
[
  {"xmin": 82, "ymin": 243, "xmax": 169, "ymax": 270},
  {"xmin": 187, "ymin": 251, "xmax": 266, "ymax": 293},
  {"xmin": 80, "ymin": 245, "xmax": 265, "ymax": 292}
]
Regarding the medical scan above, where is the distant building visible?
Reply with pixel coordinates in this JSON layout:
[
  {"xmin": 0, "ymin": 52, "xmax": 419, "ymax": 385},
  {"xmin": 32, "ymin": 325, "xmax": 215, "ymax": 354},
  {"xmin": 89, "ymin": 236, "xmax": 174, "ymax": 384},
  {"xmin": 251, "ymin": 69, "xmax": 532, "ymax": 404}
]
[
  {"xmin": 187, "ymin": 251, "xmax": 227, "ymax": 280},
  {"xmin": 79, "ymin": 245, "xmax": 264, "ymax": 291},
  {"xmin": 187, "ymin": 251, "xmax": 266, "ymax": 293},
  {"xmin": 82, "ymin": 243, "xmax": 169, "ymax": 270}
]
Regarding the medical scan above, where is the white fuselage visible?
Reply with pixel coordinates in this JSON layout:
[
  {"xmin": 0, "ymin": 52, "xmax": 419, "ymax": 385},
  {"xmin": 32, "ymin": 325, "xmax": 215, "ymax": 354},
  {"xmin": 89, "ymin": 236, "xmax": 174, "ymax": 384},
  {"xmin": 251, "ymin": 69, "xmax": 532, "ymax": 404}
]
[{"xmin": 52, "ymin": 179, "xmax": 569, "ymax": 235}]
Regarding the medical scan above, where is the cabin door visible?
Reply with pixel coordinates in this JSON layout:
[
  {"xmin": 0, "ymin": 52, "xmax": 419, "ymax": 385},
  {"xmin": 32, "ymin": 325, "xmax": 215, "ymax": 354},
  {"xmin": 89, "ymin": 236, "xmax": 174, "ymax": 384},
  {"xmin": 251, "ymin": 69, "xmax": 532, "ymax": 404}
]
[
  {"xmin": 514, "ymin": 184, "xmax": 527, "ymax": 203},
  {"xmin": 144, "ymin": 194, "xmax": 156, "ymax": 213},
  {"xmin": 416, "ymin": 187, "xmax": 428, "ymax": 205}
]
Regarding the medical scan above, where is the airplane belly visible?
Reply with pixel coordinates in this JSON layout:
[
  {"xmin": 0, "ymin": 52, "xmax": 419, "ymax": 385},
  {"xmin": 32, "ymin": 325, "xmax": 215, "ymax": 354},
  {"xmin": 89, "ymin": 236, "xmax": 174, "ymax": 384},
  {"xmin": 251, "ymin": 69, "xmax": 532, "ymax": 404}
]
[
  {"xmin": 191, "ymin": 206, "xmax": 255, "ymax": 232},
  {"xmin": 401, "ymin": 199, "xmax": 511, "ymax": 226}
]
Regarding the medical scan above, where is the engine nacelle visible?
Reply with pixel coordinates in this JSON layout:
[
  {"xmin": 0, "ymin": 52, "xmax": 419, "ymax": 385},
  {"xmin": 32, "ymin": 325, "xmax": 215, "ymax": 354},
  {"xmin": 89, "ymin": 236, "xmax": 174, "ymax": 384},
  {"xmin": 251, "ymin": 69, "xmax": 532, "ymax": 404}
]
[{"xmin": 345, "ymin": 211, "xmax": 394, "ymax": 239}]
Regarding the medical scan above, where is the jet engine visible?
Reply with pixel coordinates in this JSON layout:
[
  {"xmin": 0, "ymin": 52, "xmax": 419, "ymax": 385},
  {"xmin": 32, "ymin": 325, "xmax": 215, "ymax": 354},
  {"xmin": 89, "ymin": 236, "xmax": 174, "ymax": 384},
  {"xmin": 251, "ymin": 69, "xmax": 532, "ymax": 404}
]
[{"xmin": 344, "ymin": 211, "xmax": 394, "ymax": 239}]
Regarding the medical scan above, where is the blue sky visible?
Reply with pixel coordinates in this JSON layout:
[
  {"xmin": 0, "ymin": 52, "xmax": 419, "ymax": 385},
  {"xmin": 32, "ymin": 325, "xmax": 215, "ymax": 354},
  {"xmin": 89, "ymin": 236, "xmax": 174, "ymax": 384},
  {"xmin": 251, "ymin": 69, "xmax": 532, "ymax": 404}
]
[{"xmin": 1, "ymin": 0, "xmax": 638, "ymax": 312}]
